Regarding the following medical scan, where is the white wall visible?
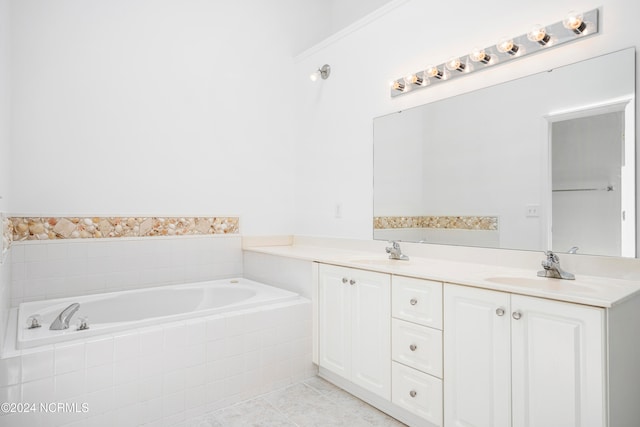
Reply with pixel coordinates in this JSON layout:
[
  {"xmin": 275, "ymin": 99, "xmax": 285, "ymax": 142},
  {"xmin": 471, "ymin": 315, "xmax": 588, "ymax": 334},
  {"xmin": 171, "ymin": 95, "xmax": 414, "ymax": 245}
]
[
  {"xmin": 328, "ymin": 0, "xmax": 393, "ymax": 36},
  {"xmin": 0, "ymin": 0, "xmax": 8, "ymax": 213},
  {"xmin": 9, "ymin": 236, "xmax": 243, "ymax": 307},
  {"xmin": 293, "ymin": 0, "xmax": 640, "ymax": 244},
  {"xmin": 0, "ymin": 0, "xmax": 10, "ymax": 355},
  {"xmin": 8, "ymin": 0, "xmax": 326, "ymax": 235}
]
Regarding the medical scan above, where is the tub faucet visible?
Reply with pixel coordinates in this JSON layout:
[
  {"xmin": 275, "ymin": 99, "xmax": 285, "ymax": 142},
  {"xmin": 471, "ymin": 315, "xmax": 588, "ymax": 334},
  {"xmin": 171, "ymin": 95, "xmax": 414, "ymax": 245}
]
[
  {"xmin": 386, "ymin": 240, "xmax": 409, "ymax": 261},
  {"xmin": 50, "ymin": 303, "xmax": 80, "ymax": 330},
  {"xmin": 537, "ymin": 251, "xmax": 575, "ymax": 280}
]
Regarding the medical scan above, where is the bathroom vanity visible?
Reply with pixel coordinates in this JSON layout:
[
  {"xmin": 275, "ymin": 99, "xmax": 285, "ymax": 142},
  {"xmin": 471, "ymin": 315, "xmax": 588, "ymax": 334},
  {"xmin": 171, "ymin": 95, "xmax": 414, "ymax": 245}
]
[{"xmin": 243, "ymin": 239, "xmax": 640, "ymax": 427}]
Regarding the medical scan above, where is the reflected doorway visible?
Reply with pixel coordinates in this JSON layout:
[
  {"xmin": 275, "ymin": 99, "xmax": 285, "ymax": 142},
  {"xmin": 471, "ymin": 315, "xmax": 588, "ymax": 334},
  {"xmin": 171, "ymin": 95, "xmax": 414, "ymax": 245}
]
[{"xmin": 549, "ymin": 101, "xmax": 635, "ymax": 257}]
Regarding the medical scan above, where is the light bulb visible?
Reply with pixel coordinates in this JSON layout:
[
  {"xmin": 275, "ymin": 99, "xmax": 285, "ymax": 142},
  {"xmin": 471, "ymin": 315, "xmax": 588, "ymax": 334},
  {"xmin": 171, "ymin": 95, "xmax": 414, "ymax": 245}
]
[
  {"xmin": 470, "ymin": 48, "xmax": 491, "ymax": 64},
  {"xmin": 391, "ymin": 80, "xmax": 406, "ymax": 92},
  {"xmin": 445, "ymin": 57, "xmax": 465, "ymax": 72},
  {"xmin": 563, "ymin": 11, "xmax": 586, "ymax": 34},
  {"xmin": 310, "ymin": 64, "xmax": 331, "ymax": 81},
  {"xmin": 527, "ymin": 25, "xmax": 551, "ymax": 45},
  {"xmin": 426, "ymin": 66, "xmax": 443, "ymax": 79},
  {"xmin": 405, "ymin": 73, "xmax": 424, "ymax": 86},
  {"xmin": 496, "ymin": 38, "xmax": 519, "ymax": 55}
]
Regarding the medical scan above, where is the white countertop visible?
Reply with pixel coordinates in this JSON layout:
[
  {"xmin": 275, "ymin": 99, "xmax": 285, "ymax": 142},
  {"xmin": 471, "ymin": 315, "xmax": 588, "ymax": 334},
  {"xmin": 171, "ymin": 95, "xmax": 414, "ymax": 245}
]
[{"xmin": 244, "ymin": 244, "xmax": 640, "ymax": 308}]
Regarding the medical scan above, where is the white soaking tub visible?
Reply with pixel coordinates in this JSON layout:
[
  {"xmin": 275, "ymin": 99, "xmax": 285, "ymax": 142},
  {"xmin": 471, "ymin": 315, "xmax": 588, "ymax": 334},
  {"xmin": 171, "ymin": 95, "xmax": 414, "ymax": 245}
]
[{"xmin": 17, "ymin": 278, "xmax": 299, "ymax": 349}]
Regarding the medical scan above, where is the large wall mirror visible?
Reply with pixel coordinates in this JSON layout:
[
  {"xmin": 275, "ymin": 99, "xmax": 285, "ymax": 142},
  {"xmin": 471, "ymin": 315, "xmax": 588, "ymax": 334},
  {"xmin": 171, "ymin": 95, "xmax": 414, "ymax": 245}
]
[{"xmin": 374, "ymin": 48, "xmax": 636, "ymax": 258}]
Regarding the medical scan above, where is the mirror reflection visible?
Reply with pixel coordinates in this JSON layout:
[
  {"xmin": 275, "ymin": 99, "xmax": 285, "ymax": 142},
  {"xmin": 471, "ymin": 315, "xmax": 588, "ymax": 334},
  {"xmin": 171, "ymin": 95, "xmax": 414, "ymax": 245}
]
[{"xmin": 373, "ymin": 48, "xmax": 636, "ymax": 257}]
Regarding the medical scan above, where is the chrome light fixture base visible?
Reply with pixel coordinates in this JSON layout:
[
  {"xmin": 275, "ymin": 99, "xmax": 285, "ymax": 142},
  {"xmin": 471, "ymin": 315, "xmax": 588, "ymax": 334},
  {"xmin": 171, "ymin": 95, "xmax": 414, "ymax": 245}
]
[{"xmin": 390, "ymin": 9, "xmax": 599, "ymax": 97}]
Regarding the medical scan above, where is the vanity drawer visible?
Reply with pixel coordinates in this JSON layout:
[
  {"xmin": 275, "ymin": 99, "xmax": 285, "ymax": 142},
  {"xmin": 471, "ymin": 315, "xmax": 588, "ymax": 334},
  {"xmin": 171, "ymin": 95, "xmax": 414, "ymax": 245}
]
[
  {"xmin": 392, "ymin": 318, "xmax": 442, "ymax": 378},
  {"xmin": 392, "ymin": 275, "xmax": 442, "ymax": 329},
  {"xmin": 392, "ymin": 362, "xmax": 442, "ymax": 426}
]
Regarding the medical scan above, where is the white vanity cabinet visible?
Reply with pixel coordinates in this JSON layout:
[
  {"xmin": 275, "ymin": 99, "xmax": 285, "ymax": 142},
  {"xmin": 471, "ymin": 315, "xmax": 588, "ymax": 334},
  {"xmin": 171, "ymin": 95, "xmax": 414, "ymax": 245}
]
[
  {"xmin": 318, "ymin": 264, "xmax": 391, "ymax": 399},
  {"xmin": 444, "ymin": 283, "xmax": 605, "ymax": 427}
]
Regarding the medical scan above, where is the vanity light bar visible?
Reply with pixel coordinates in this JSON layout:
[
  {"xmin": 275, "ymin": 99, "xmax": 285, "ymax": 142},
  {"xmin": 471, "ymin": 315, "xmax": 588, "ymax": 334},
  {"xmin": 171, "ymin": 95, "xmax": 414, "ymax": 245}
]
[{"xmin": 390, "ymin": 9, "xmax": 599, "ymax": 97}]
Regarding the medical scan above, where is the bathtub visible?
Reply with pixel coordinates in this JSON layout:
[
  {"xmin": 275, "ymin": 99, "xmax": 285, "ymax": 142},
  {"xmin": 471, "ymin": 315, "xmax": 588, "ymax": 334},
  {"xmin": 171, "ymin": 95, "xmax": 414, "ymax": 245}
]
[
  {"xmin": 3, "ymin": 278, "xmax": 315, "ymax": 425},
  {"xmin": 17, "ymin": 277, "xmax": 299, "ymax": 349}
]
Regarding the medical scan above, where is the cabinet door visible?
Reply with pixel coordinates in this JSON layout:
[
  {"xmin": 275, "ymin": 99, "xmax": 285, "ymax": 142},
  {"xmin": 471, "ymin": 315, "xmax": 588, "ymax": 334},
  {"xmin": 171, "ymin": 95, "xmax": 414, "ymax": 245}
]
[
  {"xmin": 351, "ymin": 269, "xmax": 391, "ymax": 399},
  {"xmin": 318, "ymin": 264, "xmax": 352, "ymax": 379},
  {"xmin": 511, "ymin": 295, "xmax": 605, "ymax": 427},
  {"xmin": 444, "ymin": 284, "xmax": 511, "ymax": 427}
]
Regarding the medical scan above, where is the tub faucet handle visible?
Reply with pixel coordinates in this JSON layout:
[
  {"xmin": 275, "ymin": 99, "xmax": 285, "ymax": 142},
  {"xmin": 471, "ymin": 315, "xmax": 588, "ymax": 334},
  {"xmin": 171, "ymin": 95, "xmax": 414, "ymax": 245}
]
[
  {"xmin": 77, "ymin": 316, "xmax": 89, "ymax": 331},
  {"xmin": 26, "ymin": 314, "xmax": 42, "ymax": 329}
]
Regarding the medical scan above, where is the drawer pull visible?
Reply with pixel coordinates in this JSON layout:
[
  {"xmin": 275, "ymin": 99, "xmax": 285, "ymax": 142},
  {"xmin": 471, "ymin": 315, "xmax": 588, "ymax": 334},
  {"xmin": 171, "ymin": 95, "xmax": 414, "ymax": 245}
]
[
  {"xmin": 342, "ymin": 277, "xmax": 348, "ymax": 284},
  {"xmin": 496, "ymin": 308, "xmax": 505, "ymax": 316},
  {"xmin": 409, "ymin": 344, "xmax": 417, "ymax": 352},
  {"xmin": 349, "ymin": 279, "xmax": 356, "ymax": 285},
  {"xmin": 409, "ymin": 390, "xmax": 417, "ymax": 398},
  {"xmin": 410, "ymin": 298, "xmax": 418, "ymax": 306}
]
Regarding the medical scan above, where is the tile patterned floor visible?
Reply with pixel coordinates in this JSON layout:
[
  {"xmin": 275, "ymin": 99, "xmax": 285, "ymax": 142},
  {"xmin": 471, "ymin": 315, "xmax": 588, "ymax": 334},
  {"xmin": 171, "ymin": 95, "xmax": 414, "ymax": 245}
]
[{"xmin": 177, "ymin": 376, "xmax": 406, "ymax": 427}]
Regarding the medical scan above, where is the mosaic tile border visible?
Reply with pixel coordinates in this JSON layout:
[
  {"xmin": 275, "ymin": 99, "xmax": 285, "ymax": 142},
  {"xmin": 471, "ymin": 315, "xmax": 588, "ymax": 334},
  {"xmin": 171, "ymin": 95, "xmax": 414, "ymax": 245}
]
[
  {"xmin": 11, "ymin": 216, "xmax": 239, "ymax": 241},
  {"xmin": 374, "ymin": 216, "xmax": 498, "ymax": 231}
]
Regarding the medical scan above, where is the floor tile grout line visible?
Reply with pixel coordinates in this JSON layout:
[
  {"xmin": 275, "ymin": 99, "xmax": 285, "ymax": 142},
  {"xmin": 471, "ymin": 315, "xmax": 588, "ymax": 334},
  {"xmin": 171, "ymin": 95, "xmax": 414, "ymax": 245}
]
[
  {"xmin": 254, "ymin": 396, "xmax": 297, "ymax": 425},
  {"xmin": 177, "ymin": 376, "xmax": 403, "ymax": 427},
  {"xmin": 260, "ymin": 381, "xmax": 330, "ymax": 426}
]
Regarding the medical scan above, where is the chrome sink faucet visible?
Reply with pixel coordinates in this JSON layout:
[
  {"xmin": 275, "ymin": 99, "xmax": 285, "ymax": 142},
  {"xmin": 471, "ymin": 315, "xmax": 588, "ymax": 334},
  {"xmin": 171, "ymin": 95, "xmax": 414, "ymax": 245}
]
[
  {"xmin": 386, "ymin": 240, "xmax": 409, "ymax": 261},
  {"xmin": 537, "ymin": 251, "xmax": 575, "ymax": 280},
  {"xmin": 50, "ymin": 303, "xmax": 80, "ymax": 330}
]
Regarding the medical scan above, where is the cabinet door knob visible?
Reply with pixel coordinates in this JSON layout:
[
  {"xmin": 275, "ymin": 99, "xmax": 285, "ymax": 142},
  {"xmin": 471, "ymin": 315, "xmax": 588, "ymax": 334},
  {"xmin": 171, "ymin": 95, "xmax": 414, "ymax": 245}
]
[
  {"xmin": 512, "ymin": 311, "xmax": 522, "ymax": 320},
  {"xmin": 496, "ymin": 308, "xmax": 505, "ymax": 316},
  {"xmin": 409, "ymin": 390, "xmax": 417, "ymax": 398},
  {"xmin": 349, "ymin": 279, "xmax": 356, "ymax": 285},
  {"xmin": 409, "ymin": 344, "xmax": 417, "ymax": 351},
  {"xmin": 342, "ymin": 277, "xmax": 348, "ymax": 284},
  {"xmin": 410, "ymin": 298, "xmax": 418, "ymax": 306}
]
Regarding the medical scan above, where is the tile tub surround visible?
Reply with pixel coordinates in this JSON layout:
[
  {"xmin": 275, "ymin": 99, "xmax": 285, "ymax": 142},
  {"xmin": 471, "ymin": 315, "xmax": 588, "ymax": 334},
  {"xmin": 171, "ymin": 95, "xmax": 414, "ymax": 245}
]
[
  {"xmin": 178, "ymin": 376, "xmax": 405, "ymax": 427},
  {"xmin": 0, "ymin": 298, "xmax": 315, "ymax": 426},
  {"xmin": 374, "ymin": 216, "xmax": 498, "ymax": 231},
  {"xmin": 0, "ymin": 251, "xmax": 11, "ymax": 355},
  {"xmin": 10, "ymin": 235, "xmax": 243, "ymax": 306},
  {"xmin": 11, "ymin": 216, "xmax": 239, "ymax": 241}
]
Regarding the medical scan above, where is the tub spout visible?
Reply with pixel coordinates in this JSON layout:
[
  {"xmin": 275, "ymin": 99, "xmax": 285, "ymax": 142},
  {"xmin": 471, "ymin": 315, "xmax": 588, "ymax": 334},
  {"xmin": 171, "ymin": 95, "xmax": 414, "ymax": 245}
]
[{"xmin": 50, "ymin": 303, "xmax": 80, "ymax": 330}]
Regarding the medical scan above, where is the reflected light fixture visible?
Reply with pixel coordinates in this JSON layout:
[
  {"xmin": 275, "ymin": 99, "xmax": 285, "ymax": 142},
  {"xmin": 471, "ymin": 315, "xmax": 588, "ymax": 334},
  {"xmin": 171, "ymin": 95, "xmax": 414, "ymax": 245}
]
[
  {"xmin": 309, "ymin": 64, "xmax": 331, "ymax": 81},
  {"xmin": 390, "ymin": 8, "xmax": 599, "ymax": 97},
  {"xmin": 527, "ymin": 25, "xmax": 551, "ymax": 45}
]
